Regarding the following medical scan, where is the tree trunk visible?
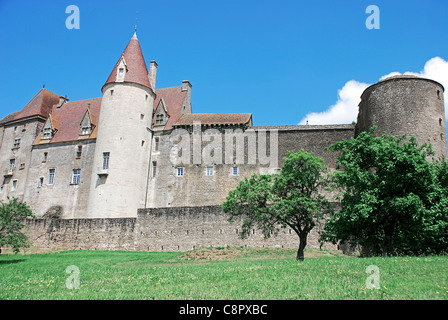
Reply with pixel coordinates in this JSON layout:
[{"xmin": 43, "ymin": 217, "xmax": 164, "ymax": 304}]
[
  {"xmin": 296, "ymin": 232, "xmax": 308, "ymax": 261},
  {"xmin": 382, "ymin": 222, "xmax": 395, "ymax": 257}
]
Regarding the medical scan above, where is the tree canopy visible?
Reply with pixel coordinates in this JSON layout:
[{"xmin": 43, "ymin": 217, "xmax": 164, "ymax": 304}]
[
  {"xmin": 0, "ymin": 197, "xmax": 35, "ymax": 254},
  {"xmin": 322, "ymin": 127, "xmax": 448, "ymax": 256},
  {"xmin": 222, "ymin": 149, "xmax": 332, "ymax": 260}
]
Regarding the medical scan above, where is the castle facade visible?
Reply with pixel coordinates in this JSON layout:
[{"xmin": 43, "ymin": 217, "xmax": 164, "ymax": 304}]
[{"xmin": 0, "ymin": 32, "xmax": 446, "ymax": 221}]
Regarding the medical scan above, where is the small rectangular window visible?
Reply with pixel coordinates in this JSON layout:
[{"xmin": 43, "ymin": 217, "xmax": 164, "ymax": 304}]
[
  {"xmin": 206, "ymin": 167, "xmax": 213, "ymax": 176},
  {"xmin": 176, "ymin": 167, "xmax": 184, "ymax": 177},
  {"xmin": 152, "ymin": 161, "xmax": 157, "ymax": 178},
  {"xmin": 43, "ymin": 152, "xmax": 48, "ymax": 163},
  {"xmin": 154, "ymin": 137, "xmax": 159, "ymax": 151},
  {"xmin": 102, "ymin": 152, "xmax": 110, "ymax": 171},
  {"xmin": 48, "ymin": 169, "xmax": 55, "ymax": 185},
  {"xmin": 13, "ymin": 138, "xmax": 21, "ymax": 148},
  {"xmin": 232, "ymin": 166, "xmax": 238, "ymax": 175},
  {"xmin": 76, "ymin": 145, "xmax": 82, "ymax": 158},
  {"xmin": 39, "ymin": 177, "xmax": 44, "ymax": 188},
  {"xmin": 8, "ymin": 159, "xmax": 15, "ymax": 174},
  {"xmin": 12, "ymin": 180, "xmax": 17, "ymax": 192},
  {"xmin": 19, "ymin": 163, "xmax": 25, "ymax": 170},
  {"xmin": 71, "ymin": 169, "xmax": 81, "ymax": 185}
]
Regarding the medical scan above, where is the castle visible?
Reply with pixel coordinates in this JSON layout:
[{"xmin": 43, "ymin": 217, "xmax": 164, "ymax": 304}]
[{"xmin": 0, "ymin": 32, "xmax": 446, "ymax": 251}]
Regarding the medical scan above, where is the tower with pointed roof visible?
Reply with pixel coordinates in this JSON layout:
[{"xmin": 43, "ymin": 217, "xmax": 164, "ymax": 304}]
[{"xmin": 86, "ymin": 31, "xmax": 156, "ymax": 218}]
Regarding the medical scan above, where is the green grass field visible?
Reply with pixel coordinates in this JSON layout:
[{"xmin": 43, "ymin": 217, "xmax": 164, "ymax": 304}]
[{"xmin": 0, "ymin": 247, "xmax": 447, "ymax": 300}]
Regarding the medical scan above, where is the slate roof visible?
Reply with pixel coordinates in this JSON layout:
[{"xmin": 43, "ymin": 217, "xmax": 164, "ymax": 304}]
[{"xmin": 173, "ymin": 113, "xmax": 252, "ymax": 127}]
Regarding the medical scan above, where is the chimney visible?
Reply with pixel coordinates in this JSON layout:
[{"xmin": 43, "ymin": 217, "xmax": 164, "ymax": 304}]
[
  {"xmin": 56, "ymin": 95, "xmax": 69, "ymax": 108},
  {"xmin": 148, "ymin": 60, "xmax": 158, "ymax": 89},
  {"xmin": 181, "ymin": 80, "xmax": 192, "ymax": 92}
]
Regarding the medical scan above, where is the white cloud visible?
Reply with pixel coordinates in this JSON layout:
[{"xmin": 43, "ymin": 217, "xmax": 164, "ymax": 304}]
[
  {"xmin": 299, "ymin": 56, "xmax": 448, "ymax": 125},
  {"xmin": 298, "ymin": 80, "xmax": 369, "ymax": 125}
]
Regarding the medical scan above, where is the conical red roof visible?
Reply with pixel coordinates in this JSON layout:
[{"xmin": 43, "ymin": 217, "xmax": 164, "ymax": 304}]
[{"xmin": 104, "ymin": 33, "xmax": 152, "ymax": 90}]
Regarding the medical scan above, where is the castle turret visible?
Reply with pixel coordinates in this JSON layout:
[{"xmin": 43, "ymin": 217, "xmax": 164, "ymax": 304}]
[
  {"xmin": 86, "ymin": 32, "xmax": 155, "ymax": 218},
  {"xmin": 355, "ymin": 75, "xmax": 447, "ymax": 159}
]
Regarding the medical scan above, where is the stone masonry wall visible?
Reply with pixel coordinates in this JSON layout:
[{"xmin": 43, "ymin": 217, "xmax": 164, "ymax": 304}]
[{"xmin": 22, "ymin": 205, "xmax": 338, "ymax": 253}]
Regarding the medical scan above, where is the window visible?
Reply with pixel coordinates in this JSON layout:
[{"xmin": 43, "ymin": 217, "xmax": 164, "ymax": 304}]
[
  {"xmin": 12, "ymin": 180, "xmax": 17, "ymax": 192},
  {"xmin": 206, "ymin": 167, "xmax": 213, "ymax": 176},
  {"xmin": 42, "ymin": 127, "xmax": 52, "ymax": 139},
  {"xmin": 152, "ymin": 161, "xmax": 157, "ymax": 178},
  {"xmin": 43, "ymin": 152, "xmax": 48, "ymax": 163},
  {"xmin": 154, "ymin": 137, "xmax": 159, "ymax": 151},
  {"xmin": 48, "ymin": 169, "xmax": 55, "ymax": 185},
  {"xmin": 232, "ymin": 166, "xmax": 238, "ymax": 176},
  {"xmin": 176, "ymin": 167, "xmax": 184, "ymax": 177},
  {"xmin": 39, "ymin": 177, "xmax": 44, "ymax": 188},
  {"xmin": 13, "ymin": 138, "xmax": 21, "ymax": 148},
  {"xmin": 155, "ymin": 114, "xmax": 164, "ymax": 125},
  {"xmin": 102, "ymin": 152, "xmax": 110, "ymax": 171},
  {"xmin": 437, "ymin": 90, "xmax": 441, "ymax": 99},
  {"xmin": 110, "ymin": 89, "xmax": 114, "ymax": 96},
  {"xmin": 76, "ymin": 145, "xmax": 82, "ymax": 158},
  {"xmin": 81, "ymin": 126, "xmax": 90, "ymax": 135},
  {"xmin": 71, "ymin": 169, "xmax": 81, "ymax": 185},
  {"xmin": 19, "ymin": 163, "xmax": 25, "ymax": 170},
  {"xmin": 439, "ymin": 118, "xmax": 443, "ymax": 126},
  {"xmin": 14, "ymin": 126, "xmax": 17, "ymax": 132},
  {"xmin": 119, "ymin": 68, "xmax": 124, "ymax": 76},
  {"xmin": 8, "ymin": 159, "xmax": 15, "ymax": 174}
]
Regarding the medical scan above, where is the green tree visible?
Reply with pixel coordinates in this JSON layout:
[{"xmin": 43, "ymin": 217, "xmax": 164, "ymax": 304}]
[
  {"xmin": 0, "ymin": 197, "xmax": 35, "ymax": 254},
  {"xmin": 222, "ymin": 150, "xmax": 332, "ymax": 261},
  {"xmin": 322, "ymin": 127, "xmax": 448, "ymax": 256}
]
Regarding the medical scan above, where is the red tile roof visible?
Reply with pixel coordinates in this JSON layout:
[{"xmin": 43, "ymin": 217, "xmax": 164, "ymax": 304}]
[
  {"xmin": 13, "ymin": 88, "xmax": 60, "ymax": 121},
  {"xmin": 104, "ymin": 34, "xmax": 152, "ymax": 90},
  {"xmin": 153, "ymin": 86, "xmax": 187, "ymax": 130},
  {"xmin": 35, "ymin": 97, "xmax": 102, "ymax": 144},
  {"xmin": 173, "ymin": 113, "xmax": 252, "ymax": 126}
]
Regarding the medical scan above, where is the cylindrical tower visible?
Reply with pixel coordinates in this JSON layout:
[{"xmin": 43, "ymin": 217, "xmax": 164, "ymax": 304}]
[
  {"xmin": 355, "ymin": 75, "xmax": 447, "ymax": 158},
  {"xmin": 86, "ymin": 32, "xmax": 155, "ymax": 218}
]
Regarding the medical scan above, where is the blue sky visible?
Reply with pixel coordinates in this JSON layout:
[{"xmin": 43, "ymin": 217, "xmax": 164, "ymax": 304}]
[{"xmin": 0, "ymin": 0, "xmax": 447, "ymax": 126}]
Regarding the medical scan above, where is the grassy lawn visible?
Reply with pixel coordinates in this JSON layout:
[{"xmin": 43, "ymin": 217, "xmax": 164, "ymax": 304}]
[{"xmin": 0, "ymin": 247, "xmax": 447, "ymax": 300}]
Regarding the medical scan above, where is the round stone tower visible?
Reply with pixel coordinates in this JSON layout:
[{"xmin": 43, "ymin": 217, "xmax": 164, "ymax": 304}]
[
  {"xmin": 355, "ymin": 75, "xmax": 447, "ymax": 158},
  {"xmin": 86, "ymin": 32, "xmax": 155, "ymax": 218}
]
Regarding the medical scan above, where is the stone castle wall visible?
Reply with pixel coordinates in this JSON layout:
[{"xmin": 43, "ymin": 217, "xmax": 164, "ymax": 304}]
[
  {"xmin": 147, "ymin": 124, "xmax": 355, "ymax": 208},
  {"xmin": 22, "ymin": 205, "xmax": 337, "ymax": 253}
]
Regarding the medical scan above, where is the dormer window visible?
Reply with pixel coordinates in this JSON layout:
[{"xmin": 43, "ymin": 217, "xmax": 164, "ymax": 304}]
[
  {"xmin": 80, "ymin": 126, "xmax": 91, "ymax": 136},
  {"xmin": 155, "ymin": 114, "xmax": 164, "ymax": 125},
  {"xmin": 119, "ymin": 68, "xmax": 124, "ymax": 76},
  {"xmin": 42, "ymin": 127, "xmax": 52, "ymax": 139}
]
